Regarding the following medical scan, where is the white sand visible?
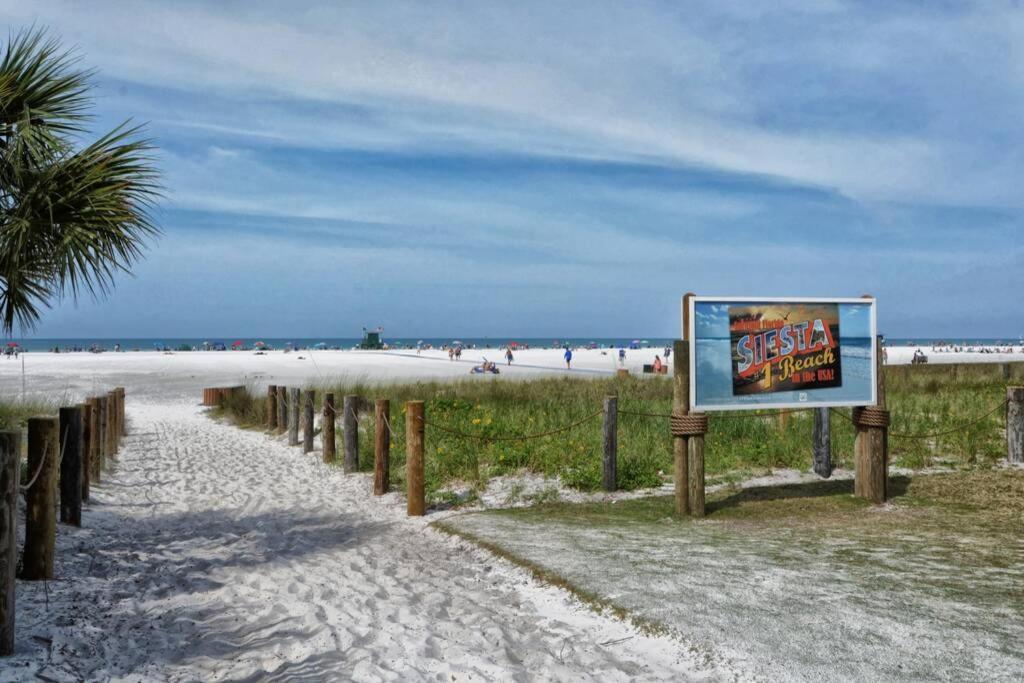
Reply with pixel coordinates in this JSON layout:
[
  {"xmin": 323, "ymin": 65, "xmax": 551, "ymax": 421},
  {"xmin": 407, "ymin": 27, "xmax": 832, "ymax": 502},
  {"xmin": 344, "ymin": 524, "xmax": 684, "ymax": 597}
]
[
  {"xmin": 886, "ymin": 344, "xmax": 1024, "ymax": 365},
  {"xmin": 1, "ymin": 347, "xmax": 650, "ymax": 403},
  {"xmin": 3, "ymin": 343, "xmax": 1019, "ymax": 404},
  {"xmin": 5, "ymin": 398, "xmax": 713, "ymax": 680},
  {"xmin": 3, "ymin": 344, "xmax": 1018, "ymax": 679}
]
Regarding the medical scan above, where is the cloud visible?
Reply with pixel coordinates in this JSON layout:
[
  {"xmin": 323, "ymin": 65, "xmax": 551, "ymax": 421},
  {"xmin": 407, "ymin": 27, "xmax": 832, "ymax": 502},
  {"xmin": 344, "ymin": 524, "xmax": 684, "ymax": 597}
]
[{"xmin": 4, "ymin": 1, "xmax": 1022, "ymax": 337}]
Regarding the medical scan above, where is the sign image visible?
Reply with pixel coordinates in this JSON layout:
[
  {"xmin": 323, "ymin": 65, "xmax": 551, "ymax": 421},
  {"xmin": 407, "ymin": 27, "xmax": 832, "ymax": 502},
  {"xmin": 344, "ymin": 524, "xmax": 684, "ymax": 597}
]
[
  {"xmin": 688, "ymin": 296, "xmax": 876, "ymax": 412},
  {"xmin": 729, "ymin": 303, "xmax": 842, "ymax": 396}
]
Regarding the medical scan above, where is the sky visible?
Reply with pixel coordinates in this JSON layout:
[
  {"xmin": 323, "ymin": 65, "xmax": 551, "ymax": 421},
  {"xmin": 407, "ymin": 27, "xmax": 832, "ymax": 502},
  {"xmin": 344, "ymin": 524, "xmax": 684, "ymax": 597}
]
[{"xmin": 4, "ymin": 0, "xmax": 1023, "ymax": 339}]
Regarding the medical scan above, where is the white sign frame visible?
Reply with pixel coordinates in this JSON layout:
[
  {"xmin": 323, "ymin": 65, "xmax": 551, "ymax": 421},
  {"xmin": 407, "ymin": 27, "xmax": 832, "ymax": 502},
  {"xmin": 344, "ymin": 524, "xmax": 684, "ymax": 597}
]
[{"xmin": 686, "ymin": 295, "xmax": 878, "ymax": 412}]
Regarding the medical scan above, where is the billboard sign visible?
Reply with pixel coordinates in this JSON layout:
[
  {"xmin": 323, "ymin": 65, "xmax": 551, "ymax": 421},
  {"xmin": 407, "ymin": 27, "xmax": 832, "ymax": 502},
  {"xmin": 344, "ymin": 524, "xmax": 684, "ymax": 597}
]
[{"xmin": 688, "ymin": 296, "xmax": 876, "ymax": 412}]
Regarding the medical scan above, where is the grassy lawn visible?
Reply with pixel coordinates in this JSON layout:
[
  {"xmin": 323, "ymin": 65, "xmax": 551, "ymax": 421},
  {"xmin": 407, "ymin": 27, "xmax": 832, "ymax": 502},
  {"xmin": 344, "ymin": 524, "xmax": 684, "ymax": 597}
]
[
  {"xmin": 437, "ymin": 470, "xmax": 1024, "ymax": 680},
  {"xmin": 216, "ymin": 362, "xmax": 1020, "ymax": 501}
]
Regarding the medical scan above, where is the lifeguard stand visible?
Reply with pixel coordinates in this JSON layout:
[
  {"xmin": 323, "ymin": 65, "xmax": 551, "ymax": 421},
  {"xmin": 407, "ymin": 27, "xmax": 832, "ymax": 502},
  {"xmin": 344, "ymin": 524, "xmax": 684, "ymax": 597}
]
[{"xmin": 360, "ymin": 326, "xmax": 384, "ymax": 349}]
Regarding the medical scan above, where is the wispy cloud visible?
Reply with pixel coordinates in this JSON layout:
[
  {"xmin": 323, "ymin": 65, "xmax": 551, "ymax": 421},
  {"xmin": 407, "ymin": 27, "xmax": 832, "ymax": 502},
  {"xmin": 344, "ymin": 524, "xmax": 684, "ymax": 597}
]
[{"xmin": 5, "ymin": 0, "xmax": 1022, "ymax": 337}]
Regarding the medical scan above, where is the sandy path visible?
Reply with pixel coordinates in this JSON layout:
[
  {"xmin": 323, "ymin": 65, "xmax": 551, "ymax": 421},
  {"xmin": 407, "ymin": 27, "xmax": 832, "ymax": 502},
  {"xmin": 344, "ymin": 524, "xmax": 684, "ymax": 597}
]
[{"xmin": 6, "ymin": 400, "xmax": 700, "ymax": 681}]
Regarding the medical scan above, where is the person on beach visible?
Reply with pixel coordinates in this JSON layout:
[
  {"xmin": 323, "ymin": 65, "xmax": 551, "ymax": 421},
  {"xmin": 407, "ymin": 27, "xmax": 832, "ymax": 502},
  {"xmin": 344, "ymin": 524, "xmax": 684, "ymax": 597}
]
[
  {"xmin": 448, "ymin": 347, "xmax": 455, "ymax": 361},
  {"xmin": 653, "ymin": 355, "xmax": 664, "ymax": 374},
  {"xmin": 618, "ymin": 348, "xmax": 626, "ymax": 366},
  {"xmin": 455, "ymin": 347, "xmax": 462, "ymax": 360},
  {"xmin": 505, "ymin": 348, "xmax": 514, "ymax": 366},
  {"xmin": 564, "ymin": 347, "xmax": 573, "ymax": 369},
  {"xmin": 664, "ymin": 346, "xmax": 671, "ymax": 361}
]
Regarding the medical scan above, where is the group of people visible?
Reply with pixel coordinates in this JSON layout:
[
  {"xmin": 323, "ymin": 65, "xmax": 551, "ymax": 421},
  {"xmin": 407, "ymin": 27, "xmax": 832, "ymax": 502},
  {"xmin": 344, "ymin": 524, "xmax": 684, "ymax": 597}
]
[{"xmin": 448, "ymin": 346, "xmax": 463, "ymax": 361}]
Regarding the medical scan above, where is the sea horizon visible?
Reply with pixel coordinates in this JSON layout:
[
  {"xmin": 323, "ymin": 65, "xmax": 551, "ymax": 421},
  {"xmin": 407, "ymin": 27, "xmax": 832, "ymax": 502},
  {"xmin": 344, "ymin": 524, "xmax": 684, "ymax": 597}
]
[{"xmin": 4, "ymin": 335, "xmax": 1023, "ymax": 352}]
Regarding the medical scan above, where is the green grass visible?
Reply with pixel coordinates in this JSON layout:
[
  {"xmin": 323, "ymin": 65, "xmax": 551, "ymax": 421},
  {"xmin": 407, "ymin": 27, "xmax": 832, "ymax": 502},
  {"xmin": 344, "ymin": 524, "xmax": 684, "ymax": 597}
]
[
  {"xmin": 213, "ymin": 363, "xmax": 1018, "ymax": 499},
  {"xmin": 475, "ymin": 469, "xmax": 1024, "ymax": 528}
]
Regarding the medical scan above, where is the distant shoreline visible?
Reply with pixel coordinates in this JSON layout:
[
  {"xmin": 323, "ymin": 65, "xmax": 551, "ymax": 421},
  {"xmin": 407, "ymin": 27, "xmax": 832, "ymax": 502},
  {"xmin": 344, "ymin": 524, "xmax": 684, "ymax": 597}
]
[{"xmin": 5, "ymin": 336, "xmax": 1023, "ymax": 353}]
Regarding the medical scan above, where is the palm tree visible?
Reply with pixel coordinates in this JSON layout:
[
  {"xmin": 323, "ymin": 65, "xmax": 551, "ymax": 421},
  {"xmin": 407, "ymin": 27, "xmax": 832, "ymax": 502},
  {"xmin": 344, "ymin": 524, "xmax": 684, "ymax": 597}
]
[{"xmin": 0, "ymin": 29, "xmax": 160, "ymax": 334}]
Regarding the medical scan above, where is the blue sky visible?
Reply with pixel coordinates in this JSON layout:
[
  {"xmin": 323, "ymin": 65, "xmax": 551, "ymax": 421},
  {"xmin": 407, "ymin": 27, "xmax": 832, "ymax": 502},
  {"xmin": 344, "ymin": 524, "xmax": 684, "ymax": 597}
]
[{"xmin": 5, "ymin": 1, "xmax": 1023, "ymax": 338}]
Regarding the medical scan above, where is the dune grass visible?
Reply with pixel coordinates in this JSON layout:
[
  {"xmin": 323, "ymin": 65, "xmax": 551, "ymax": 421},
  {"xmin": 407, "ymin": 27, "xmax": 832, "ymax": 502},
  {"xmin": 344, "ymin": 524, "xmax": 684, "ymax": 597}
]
[{"xmin": 213, "ymin": 363, "xmax": 1019, "ymax": 499}]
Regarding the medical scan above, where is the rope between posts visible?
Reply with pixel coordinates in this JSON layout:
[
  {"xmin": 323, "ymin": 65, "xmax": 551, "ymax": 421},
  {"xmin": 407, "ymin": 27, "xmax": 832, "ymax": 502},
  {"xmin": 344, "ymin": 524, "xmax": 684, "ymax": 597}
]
[
  {"xmin": 20, "ymin": 424, "xmax": 68, "ymax": 491},
  {"xmin": 420, "ymin": 409, "xmax": 602, "ymax": 443},
  {"xmin": 830, "ymin": 399, "xmax": 1008, "ymax": 440},
  {"xmin": 619, "ymin": 407, "xmax": 812, "ymax": 420}
]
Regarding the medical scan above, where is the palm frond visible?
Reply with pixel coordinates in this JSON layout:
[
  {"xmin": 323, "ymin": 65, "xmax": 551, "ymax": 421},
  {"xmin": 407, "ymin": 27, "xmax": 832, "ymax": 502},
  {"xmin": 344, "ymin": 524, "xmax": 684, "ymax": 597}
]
[{"xmin": 0, "ymin": 28, "xmax": 161, "ymax": 334}]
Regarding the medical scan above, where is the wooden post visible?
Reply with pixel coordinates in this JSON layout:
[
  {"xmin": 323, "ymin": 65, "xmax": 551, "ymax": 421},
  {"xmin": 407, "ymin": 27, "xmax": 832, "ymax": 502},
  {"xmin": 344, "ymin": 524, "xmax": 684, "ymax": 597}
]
[
  {"xmin": 0, "ymin": 431, "xmax": 19, "ymax": 656},
  {"xmin": 59, "ymin": 406, "xmax": 84, "ymax": 527},
  {"xmin": 1007, "ymin": 386, "xmax": 1024, "ymax": 464},
  {"xmin": 602, "ymin": 396, "xmax": 617, "ymax": 492},
  {"xmin": 855, "ymin": 335, "xmax": 888, "ymax": 503},
  {"xmin": 406, "ymin": 401, "xmax": 425, "ymax": 516},
  {"xmin": 343, "ymin": 394, "xmax": 359, "ymax": 473},
  {"xmin": 1002, "ymin": 364, "xmax": 1012, "ymax": 381},
  {"xmin": 672, "ymin": 338, "xmax": 690, "ymax": 516},
  {"xmin": 323, "ymin": 393, "xmax": 336, "ymax": 463},
  {"xmin": 812, "ymin": 407, "xmax": 832, "ymax": 478},
  {"xmin": 22, "ymin": 417, "xmax": 58, "ymax": 580},
  {"xmin": 779, "ymin": 410, "xmax": 790, "ymax": 433},
  {"xmin": 276, "ymin": 386, "xmax": 287, "ymax": 433},
  {"xmin": 267, "ymin": 385, "xmax": 278, "ymax": 429},
  {"xmin": 682, "ymin": 291, "xmax": 706, "ymax": 518},
  {"xmin": 302, "ymin": 390, "xmax": 315, "ymax": 453},
  {"xmin": 116, "ymin": 387, "xmax": 126, "ymax": 437},
  {"xmin": 96, "ymin": 396, "xmax": 107, "ymax": 473},
  {"xmin": 288, "ymin": 388, "xmax": 300, "ymax": 446},
  {"xmin": 374, "ymin": 399, "xmax": 390, "ymax": 495},
  {"xmin": 88, "ymin": 397, "xmax": 101, "ymax": 484},
  {"xmin": 80, "ymin": 402, "xmax": 92, "ymax": 503},
  {"xmin": 106, "ymin": 391, "xmax": 117, "ymax": 458},
  {"xmin": 112, "ymin": 390, "xmax": 121, "ymax": 452}
]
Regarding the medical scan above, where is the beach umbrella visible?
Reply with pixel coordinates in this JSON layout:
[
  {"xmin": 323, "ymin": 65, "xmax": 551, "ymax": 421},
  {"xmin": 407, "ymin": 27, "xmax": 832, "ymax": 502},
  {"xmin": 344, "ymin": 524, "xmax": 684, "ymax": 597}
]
[
  {"xmin": 6, "ymin": 342, "xmax": 17, "ymax": 347},
  {"xmin": 254, "ymin": 341, "xmax": 266, "ymax": 348},
  {"xmin": 314, "ymin": 342, "xmax": 327, "ymax": 348},
  {"xmin": 231, "ymin": 340, "xmax": 243, "ymax": 348}
]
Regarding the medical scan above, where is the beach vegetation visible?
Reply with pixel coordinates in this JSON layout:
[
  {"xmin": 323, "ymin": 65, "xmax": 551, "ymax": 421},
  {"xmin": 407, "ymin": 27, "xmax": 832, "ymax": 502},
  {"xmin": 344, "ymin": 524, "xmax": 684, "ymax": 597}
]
[{"xmin": 214, "ymin": 362, "xmax": 1013, "ymax": 501}]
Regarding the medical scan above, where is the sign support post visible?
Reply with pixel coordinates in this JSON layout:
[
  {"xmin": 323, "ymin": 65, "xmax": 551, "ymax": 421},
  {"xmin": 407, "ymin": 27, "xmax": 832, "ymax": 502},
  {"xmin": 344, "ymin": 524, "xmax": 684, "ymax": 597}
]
[{"xmin": 672, "ymin": 337, "xmax": 690, "ymax": 517}]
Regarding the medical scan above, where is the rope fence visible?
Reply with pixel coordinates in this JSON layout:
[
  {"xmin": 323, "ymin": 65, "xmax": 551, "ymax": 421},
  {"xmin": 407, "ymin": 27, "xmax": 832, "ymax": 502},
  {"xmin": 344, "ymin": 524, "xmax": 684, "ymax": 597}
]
[
  {"xmin": 3, "ymin": 387, "xmax": 127, "ymax": 654},
  {"xmin": 235, "ymin": 380, "xmax": 1024, "ymax": 523}
]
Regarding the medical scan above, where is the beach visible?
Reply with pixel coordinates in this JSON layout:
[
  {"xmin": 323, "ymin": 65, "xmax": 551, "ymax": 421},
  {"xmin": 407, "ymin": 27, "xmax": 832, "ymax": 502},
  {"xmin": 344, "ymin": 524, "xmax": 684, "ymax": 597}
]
[
  {"xmin": 1, "ymin": 344, "xmax": 1020, "ymax": 679},
  {"xmin": 3, "ymin": 344, "xmax": 1022, "ymax": 403}
]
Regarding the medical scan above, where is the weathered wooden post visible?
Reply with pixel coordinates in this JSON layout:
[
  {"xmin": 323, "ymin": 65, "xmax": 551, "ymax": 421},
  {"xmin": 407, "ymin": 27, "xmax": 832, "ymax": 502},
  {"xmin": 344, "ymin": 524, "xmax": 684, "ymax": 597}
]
[
  {"xmin": 22, "ymin": 417, "xmax": 59, "ymax": 580},
  {"xmin": 111, "ymin": 390, "xmax": 121, "ymax": 453},
  {"xmin": 322, "ymin": 393, "xmax": 336, "ymax": 463},
  {"xmin": 106, "ymin": 390, "xmax": 117, "ymax": 458},
  {"xmin": 812, "ymin": 407, "xmax": 832, "ymax": 478},
  {"xmin": 59, "ymin": 406, "xmax": 84, "ymax": 527},
  {"xmin": 602, "ymin": 396, "xmax": 617, "ymax": 492},
  {"xmin": 0, "ymin": 431, "xmax": 19, "ymax": 656},
  {"xmin": 672, "ymin": 337, "xmax": 689, "ymax": 516},
  {"xmin": 96, "ymin": 396, "xmax": 107, "ymax": 473},
  {"xmin": 267, "ymin": 385, "xmax": 278, "ymax": 429},
  {"xmin": 406, "ymin": 400, "xmax": 425, "ymax": 516},
  {"xmin": 1002, "ymin": 364, "xmax": 1012, "ymax": 381},
  {"xmin": 854, "ymin": 335, "xmax": 888, "ymax": 503},
  {"xmin": 343, "ymin": 394, "xmax": 359, "ymax": 473},
  {"xmin": 302, "ymin": 390, "xmax": 315, "ymax": 453},
  {"xmin": 116, "ymin": 387, "xmax": 126, "ymax": 437},
  {"xmin": 276, "ymin": 386, "xmax": 287, "ymax": 433},
  {"xmin": 374, "ymin": 399, "xmax": 390, "ymax": 495},
  {"xmin": 1007, "ymin": 386, "xmax": 1024, "ymax": 464},
  {"xmin": 88, "ymin": 397, "xmax": 101, "ymax": 484},
  {"xmin": 677, "ymin": 292, "xmax": 706, "ymax": 518},
  {"xmin": 288, "ymin": 388, "xmax": 300, "ymax": 446},
  {"xmin": 81, "ymin": 402, "xmax": 92, "ymax": 502}
]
